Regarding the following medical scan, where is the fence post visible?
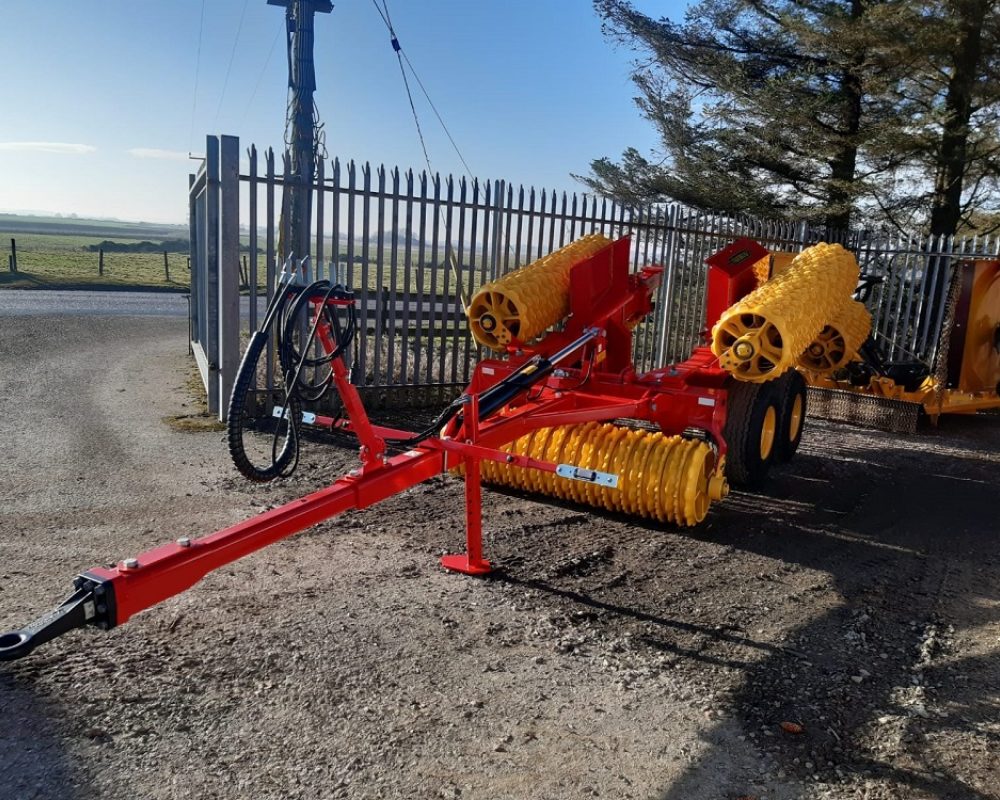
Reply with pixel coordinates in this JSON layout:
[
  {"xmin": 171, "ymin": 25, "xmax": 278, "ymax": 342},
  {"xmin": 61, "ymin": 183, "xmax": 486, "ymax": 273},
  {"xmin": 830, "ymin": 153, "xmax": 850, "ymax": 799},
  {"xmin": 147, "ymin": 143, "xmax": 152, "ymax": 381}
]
[
  {"xmin": 9, "ymin": 239, "xmax": 16, "ymax": 272},
  {"xmin": 99, "ymin": 248, "xmax": 104, "ymax": 276},
  {"xmin": 218, "ymin": 134, "xmax": 241, "ymax": 422},
  {"xmin": 795, "ymin": 219, "xmax": 809, "ymax": 250},
  {"xmin": 164, "ymin": 251, "xmax": 170, "ymax": 282},
  {"xmin": 655, "ymin": 204, "xmax": 679, "ymax": 366},
  {"xmin": 377, "ymin": 285, "xmax": 390, "ymax": 334}
]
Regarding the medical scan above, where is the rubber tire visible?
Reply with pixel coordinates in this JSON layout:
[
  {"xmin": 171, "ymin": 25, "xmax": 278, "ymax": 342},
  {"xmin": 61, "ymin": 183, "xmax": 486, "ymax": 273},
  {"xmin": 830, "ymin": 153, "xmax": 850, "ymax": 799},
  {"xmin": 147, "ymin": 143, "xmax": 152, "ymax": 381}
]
[
  {"xmin": 775, "ymin": 370, "xmax": 807, "ymax": 463},
  {"xmin": 723, "ymin": 380, "xmax": 781, "ymax": 488}
]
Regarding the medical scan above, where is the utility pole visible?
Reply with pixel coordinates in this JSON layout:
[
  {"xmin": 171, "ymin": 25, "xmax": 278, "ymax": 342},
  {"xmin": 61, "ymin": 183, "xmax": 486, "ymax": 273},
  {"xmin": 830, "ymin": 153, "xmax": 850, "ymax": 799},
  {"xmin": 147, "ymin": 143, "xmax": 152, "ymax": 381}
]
[{"xmin": 268, "ymin": 0, "xmax": 332, "ymax": 264}]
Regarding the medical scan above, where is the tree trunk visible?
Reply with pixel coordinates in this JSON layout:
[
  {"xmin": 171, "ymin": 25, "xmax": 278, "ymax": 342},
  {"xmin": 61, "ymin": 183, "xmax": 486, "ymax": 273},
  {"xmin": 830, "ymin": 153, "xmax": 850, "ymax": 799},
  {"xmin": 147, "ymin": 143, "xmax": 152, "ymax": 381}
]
[
  {"xmin": 823, "ymin": 0, "xmax": 865, "ymax": 232},
  {"xmin": 929, "ymin": 0, "xmax": 989, "ymax": 238},
  {"xmin": 825, "ymin": 70, "xmax": 862, "ymax": 231}
]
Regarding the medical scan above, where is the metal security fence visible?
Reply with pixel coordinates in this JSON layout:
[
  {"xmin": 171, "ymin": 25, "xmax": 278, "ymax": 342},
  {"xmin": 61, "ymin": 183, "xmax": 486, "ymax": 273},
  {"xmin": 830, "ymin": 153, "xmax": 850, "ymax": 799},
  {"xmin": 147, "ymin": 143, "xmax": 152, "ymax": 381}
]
[{"xmin": 190, "ymin": 134, "xmax": 1000, "ymax": 418}]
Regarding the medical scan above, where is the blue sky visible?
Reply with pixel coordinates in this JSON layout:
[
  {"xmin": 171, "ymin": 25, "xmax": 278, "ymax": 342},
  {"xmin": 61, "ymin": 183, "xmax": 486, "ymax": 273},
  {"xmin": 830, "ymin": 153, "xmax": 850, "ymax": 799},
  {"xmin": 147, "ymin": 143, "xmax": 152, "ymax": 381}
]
[{"xmin": 0, "ymin": 1, "xmax": 679, "ymax": 224}]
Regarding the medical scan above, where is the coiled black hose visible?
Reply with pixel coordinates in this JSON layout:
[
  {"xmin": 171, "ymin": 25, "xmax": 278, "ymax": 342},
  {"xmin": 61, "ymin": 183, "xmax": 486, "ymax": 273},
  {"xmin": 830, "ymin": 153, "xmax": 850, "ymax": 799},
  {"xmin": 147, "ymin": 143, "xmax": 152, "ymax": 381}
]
[{"xmin": 226, "ymin": 281, "xmax": 355, "ymax": 482}]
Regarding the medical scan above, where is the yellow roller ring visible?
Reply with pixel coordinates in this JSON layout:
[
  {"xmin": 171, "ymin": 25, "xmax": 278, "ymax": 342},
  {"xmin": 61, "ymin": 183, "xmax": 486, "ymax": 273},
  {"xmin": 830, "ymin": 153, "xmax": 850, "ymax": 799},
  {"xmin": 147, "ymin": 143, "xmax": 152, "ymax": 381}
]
[
  {"xmin": 628, "ymin": 433, "xmax": 658, "ymax": 517},
  {"xmin": 519, "ymin": 427, "xmax": 549, "ymax": 493},
  {"xmin": 649, "ymin": 435, "xmax": 677, "ymax": 519},
  {"xmin": 596, "ymin": 425, "xmax": 630, "ymax": 512},
  {"xmin": 637, "ymin": 433, "xmax": 665, "ymax": 520},
  {"xmin": 712, "ymin": 242, "xmax": 860, "ymax": 383},
  {"xmin": 798, "ymin": 299, "xmax": 871, "ymax": 374},
  {"xmin": 686, "ymin": 444, "xmax": 715, "ymax": 524}
]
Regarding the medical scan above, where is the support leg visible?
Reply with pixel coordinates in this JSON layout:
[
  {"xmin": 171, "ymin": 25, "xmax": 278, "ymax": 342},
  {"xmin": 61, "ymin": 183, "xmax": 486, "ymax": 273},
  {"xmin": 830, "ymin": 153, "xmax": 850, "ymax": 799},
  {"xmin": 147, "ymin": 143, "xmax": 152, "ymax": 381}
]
[{"xmin": 440, "ymin": 456, "xmax": 492, "ymax": 575}]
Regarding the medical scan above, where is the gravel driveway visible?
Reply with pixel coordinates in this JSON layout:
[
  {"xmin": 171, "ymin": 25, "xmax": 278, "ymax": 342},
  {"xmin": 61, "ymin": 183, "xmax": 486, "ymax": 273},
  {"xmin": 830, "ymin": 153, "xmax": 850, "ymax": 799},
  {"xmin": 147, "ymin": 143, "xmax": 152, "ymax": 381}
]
[{"xmin": 0, "ymin": 314, "xmax": 998, "ymax": 800}]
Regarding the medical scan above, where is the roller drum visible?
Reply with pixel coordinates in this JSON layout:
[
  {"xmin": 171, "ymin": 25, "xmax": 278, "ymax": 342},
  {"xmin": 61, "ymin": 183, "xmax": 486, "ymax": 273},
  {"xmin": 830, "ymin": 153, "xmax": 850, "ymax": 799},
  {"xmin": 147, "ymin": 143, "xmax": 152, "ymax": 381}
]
[
  {"xmin": 467, "ymin": 234, "xmax": 612, "ymax": 350},
  {"xmin": 480, "ymin": 422, "xmax": 728, "ymax": 526},
  {"xmin": 798, "ymin": 299, "xmax": 872, "ymax": 374},
  {"xmin": 711, "ymin": 242, "xmax": 860, "ymax": 382}
]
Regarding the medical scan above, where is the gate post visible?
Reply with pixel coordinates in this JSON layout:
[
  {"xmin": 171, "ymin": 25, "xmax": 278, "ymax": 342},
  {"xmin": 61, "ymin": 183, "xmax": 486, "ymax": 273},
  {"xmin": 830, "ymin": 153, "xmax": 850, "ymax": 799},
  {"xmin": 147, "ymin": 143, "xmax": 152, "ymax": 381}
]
[
  {"xmin": 218, "ymin": 134, "xmax": 240, "ymax": 422},
  {"xmin": 204, "ymin": 136, "xmax": 221, "ymax": 415}
]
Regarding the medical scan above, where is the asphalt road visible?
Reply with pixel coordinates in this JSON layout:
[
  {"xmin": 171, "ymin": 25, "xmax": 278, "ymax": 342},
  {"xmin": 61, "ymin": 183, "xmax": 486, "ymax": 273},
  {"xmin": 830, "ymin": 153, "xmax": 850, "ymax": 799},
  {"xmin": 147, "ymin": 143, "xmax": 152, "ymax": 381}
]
[{"xmin": 0, "ymin": 289, "xmax": 188, "ymax": 317}]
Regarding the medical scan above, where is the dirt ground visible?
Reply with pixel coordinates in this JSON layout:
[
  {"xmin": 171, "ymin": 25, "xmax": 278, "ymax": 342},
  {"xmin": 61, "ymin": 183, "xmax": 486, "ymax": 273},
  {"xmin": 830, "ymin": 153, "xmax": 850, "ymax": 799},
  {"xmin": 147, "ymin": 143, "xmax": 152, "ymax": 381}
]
[{"xmin": 0, "ymin": 314, "xmax": 998, "ymax": 800}]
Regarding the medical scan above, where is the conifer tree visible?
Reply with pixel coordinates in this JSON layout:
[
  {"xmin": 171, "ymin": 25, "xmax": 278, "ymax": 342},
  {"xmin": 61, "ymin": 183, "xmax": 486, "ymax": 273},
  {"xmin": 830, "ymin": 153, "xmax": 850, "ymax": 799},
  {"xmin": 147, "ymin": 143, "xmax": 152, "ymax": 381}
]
[{"xmin": 588, "ymin": 0, "xmax": 1000, "ymax": 236}]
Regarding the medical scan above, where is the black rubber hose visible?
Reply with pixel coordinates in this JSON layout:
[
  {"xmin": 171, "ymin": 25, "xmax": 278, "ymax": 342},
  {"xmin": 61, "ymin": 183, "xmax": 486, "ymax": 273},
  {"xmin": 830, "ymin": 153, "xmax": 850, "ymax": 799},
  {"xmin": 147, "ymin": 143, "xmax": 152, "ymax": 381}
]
[
  {"xmin": 383, "ymin": 398, "xmax": 463, "ymax": 448},
  {"xmin": 278, "ymin": 281, "xmax": 356, "ymax": 401},
  {"xmin": 227, "ymin": 330, "xmax": 302, "ymax": 482},
  {"xmin": 227, "ymin": 282, "xmax": 358, "ymax": 481}
]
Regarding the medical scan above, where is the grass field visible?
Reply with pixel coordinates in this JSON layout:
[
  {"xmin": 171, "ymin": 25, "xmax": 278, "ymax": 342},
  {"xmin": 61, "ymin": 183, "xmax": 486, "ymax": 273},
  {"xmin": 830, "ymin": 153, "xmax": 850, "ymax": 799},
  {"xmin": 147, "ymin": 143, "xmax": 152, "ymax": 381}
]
[
  {"xmin": 0, "ymin": 216, "xmax": 191, "ymax": 291},
  {"xmin": 1, "ymin": 232, "xmax": 191, "ymax": 291},
  {"xmin": 0, "ymin": 213, "xmax": 500, "ymax": 296}
]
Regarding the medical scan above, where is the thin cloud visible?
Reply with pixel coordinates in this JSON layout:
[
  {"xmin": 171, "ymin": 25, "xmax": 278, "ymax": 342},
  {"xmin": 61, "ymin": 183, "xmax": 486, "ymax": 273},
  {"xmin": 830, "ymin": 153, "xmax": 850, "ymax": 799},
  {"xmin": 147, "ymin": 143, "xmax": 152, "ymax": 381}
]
[
  {"xmin": 128, "ymin": 148, "xmax": 190, "ymax": 162},
  {"xmin": 0, "ymin": 142, "xmax": 96, "ymax": 154}
]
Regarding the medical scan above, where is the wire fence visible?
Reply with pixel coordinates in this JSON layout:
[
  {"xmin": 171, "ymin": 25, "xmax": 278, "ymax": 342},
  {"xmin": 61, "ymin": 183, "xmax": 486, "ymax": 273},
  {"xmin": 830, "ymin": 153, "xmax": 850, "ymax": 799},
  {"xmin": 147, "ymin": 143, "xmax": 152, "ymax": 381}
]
[{"xmin": 191, "ymin": 136, "xmax": 1000, "ymax": 416}]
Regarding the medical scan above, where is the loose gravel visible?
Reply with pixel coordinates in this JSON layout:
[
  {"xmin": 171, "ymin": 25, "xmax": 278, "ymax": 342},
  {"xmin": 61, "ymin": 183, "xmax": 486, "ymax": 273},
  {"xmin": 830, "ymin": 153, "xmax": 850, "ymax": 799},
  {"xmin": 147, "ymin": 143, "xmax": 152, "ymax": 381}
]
[{"xmin": 1, "ymin": 315, "xmax": 998, "ymax": 800}]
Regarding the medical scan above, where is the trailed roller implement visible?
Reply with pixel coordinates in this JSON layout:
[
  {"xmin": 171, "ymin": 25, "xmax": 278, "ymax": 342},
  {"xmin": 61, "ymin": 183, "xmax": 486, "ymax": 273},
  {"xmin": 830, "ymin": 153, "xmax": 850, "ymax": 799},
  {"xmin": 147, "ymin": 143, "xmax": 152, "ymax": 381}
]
[
  {"xmin": 0, "ymin": 235, "xmax": 817, "ymax": 662},
  {"xmin": 468, "ymin": 234, "xmax": 612, "ymax": 350},
  {"xmin": 712, "ymin": 242, "xmax": 860, "ymax": 382}
]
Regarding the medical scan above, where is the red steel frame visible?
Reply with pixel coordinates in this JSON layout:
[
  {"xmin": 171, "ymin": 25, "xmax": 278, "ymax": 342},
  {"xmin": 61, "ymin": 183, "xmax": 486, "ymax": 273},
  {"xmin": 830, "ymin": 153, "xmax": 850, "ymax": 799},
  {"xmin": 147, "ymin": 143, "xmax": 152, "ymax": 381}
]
[{"xmin": 66, "ymin": 236, "xmax": 763, "ymax": 630}]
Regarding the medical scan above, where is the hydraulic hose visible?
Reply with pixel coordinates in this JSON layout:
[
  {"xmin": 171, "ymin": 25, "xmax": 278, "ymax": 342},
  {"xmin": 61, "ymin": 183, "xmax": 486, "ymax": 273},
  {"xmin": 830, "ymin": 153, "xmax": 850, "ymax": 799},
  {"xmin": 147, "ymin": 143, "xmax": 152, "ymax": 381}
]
[
  {"xmin": 385, "ymin": 327, "xmax": 600, "ymax": 450},
  {"xmin": 226, "ymin": 280, "xmax": 356, "ymax": 482}
]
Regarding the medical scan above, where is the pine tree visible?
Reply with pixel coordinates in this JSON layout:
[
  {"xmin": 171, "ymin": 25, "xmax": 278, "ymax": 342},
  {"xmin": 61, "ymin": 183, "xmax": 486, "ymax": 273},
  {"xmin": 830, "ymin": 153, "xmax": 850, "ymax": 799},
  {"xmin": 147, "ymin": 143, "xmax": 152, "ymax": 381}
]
[
  {"xmin": 586, "ymin": 0, "xmax": 907, "ymax": 230},
  {"xmin": 922, "ymin": 0, "xmax": 1000, "ymax": 236},
  {"xmin": 587, "ymin": 0, "xmax": 1000, "ymax": 236}
]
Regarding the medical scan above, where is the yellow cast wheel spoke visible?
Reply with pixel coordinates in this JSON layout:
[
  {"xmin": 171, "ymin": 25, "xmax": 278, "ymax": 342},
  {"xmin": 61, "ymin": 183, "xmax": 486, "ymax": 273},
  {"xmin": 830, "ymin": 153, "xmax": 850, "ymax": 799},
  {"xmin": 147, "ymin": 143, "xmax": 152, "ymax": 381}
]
[
  {"xmin": 798, "ymin": 300, "xmax": 871, "ymax": 374},
  {"xmin": 760, "ymin": 406, "xmax": 777, "ymax": 460}
]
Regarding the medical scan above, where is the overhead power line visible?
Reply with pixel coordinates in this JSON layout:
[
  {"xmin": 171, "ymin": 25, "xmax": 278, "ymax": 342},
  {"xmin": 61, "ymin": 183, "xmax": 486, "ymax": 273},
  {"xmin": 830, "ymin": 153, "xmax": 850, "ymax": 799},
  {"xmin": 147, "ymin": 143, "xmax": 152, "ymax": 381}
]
[
  {"xmin": 369, "ymin": 0, "xmax": 475, "ymax": 180},
  {"xmin": 241, "ymin": 27, "xmax": 283, "ymax": 128},
  {"xmin": 188, "ymin": 0, "xmax": 207, "ymax": 150},
  {"xmin": 215, "ymin": 0, "xmax": 252, "ymax": 128}
]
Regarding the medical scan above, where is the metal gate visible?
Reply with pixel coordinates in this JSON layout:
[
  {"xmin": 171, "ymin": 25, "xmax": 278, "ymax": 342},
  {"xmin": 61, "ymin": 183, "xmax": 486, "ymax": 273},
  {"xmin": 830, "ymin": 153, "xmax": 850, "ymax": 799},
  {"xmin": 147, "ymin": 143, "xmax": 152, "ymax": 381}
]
[{"xmin": 188, "ymin": 135, "xmax": 240, "ymax": 417}]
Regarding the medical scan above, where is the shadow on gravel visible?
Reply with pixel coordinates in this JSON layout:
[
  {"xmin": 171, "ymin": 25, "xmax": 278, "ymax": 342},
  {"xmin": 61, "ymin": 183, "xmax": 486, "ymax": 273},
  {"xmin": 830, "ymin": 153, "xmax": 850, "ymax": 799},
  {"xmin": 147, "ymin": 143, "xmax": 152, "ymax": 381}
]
[
  {"xmin": 649, "ymin": 415, "xmax": 1000, "ymax": 799},
  {"xmin": 495, "ymin": 574, "xmax": 799, "ymax": 672},
  {"xmin": 0, "ymin": 672, "xmax": 80, "ymax": 799},
  {"xmin": 485, "ymin": 414, "xmax": 999, "ymax": 799}
]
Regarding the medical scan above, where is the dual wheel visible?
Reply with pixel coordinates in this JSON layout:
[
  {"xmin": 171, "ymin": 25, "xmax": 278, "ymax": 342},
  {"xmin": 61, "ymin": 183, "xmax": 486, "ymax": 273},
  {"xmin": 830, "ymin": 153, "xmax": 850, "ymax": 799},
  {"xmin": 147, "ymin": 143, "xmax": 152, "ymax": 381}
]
[{"xmin": 723, "ymin": 370, "xmax": 807, "ymax": 487}]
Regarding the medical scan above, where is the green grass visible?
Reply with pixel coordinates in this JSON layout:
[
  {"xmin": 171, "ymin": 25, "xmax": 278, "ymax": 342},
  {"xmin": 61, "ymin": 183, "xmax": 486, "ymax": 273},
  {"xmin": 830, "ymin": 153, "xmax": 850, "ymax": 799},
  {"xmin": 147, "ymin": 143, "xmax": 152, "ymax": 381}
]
[
  {"xmin": 0, "ymin": 214, "xmax": 495, "ymax": 296},
  {"xmin": 2, "ymin": 227, "xmax": 190, "ymax": 291}
]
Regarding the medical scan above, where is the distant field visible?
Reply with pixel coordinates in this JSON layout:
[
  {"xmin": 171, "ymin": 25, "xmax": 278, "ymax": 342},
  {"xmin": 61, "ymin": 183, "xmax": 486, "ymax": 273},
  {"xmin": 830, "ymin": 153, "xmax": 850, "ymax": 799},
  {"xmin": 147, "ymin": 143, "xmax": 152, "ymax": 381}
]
[
  {"xmin": 0, "ymin": 213, "xmax": 186, "ymax": 240},
  {"xmin": 0, "ymin": 215, "xmax": 190, "ymax": 291},
  {"xmin": 0, "ymin": 213, "xmax": 495, "ymax": 297}
]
